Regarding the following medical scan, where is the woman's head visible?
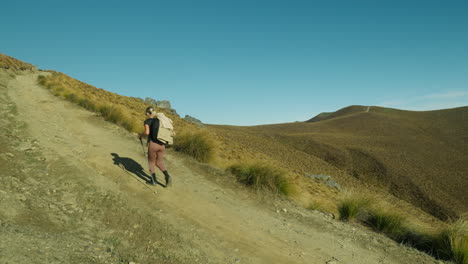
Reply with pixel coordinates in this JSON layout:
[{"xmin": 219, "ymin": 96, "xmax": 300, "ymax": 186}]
[{"xmin": 146, "ymin": 106, "xmax": 156, "ymax": 118}]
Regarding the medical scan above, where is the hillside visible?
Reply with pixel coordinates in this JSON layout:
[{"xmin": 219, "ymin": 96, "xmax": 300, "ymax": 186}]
[
  {"xmin": 0, "ymin": 53, "xmax": 36, "ymax": 71},
  {"xmin": 306, "ymin": 105, "xmax": 370, "ymax": 123},
  {"xmin": 210, "ymin": 105, "xmax": 468, "ymax": 221},
  {"xmin": 0, "ymin": 54, "xmax": 463, "ymax": 263}
]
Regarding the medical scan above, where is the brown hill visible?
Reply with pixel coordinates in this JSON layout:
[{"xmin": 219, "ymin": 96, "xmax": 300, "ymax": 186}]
[
  {"xmin": 210, "ymin": 106, "xmax": 468, "ymax": 220},
  {"xmin": 1, "ymin": 66, "xmax": 446, "ymax": 264},
  {"xmin": 0, "ymin": 53, "xmax": 36, "ymax": 71},
  {"xmin": 306, "ymin": 105, "xmax": 369, "ymax": 122},
  {"xmin": 3, "ymin": 54, "xmax": 465, "ymax": 225}
]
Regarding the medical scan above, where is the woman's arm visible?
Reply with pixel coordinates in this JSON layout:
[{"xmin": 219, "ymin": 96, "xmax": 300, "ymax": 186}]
[{"xmin": 138, "ymin": 124, "xmax": 150, "ymax": 139}]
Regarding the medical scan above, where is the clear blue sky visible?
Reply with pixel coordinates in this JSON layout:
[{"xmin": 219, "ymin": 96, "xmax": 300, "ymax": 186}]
[{"xmin": 2, "ymin": 0, "xmax": 468, "ymax": 125}]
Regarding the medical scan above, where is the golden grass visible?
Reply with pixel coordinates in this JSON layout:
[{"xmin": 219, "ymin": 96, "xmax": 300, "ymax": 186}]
[
  {"xmin": 366, "ymin": 209, "xmax": 407, "ymax": 239},
  {"xmin": 209, "ymin": 105, "xmax": 468, "ymax": 224},
  {"xmin": 173, "ymin": 131, "xmax": 215, "ymax": 162},
  {"xmin": 36, "ymin": 71, "xmax": 202, "ymax": 136},
  {"xmin": 337, "ymin": 193, "xmax": 371, "ymax": 221},
  {"xmin": 307, "ymin": 201, "xmax": 324, "ymax": 211},
  {"xmin": 336, "ymin": 191, "xmax": 467, "ymax": 264},
  {"xmin": 8, "ymin": 53, "xmax": 466, "ymax": 262},
  {"xmin": 228, "ymin": 162, "xmax": 293, "ymax": 196},
  {"xmin": 433, "ymin": 219, "xmax": 468, "ymax": 264},
  {"xmin": 0, "ymin": 53, "xmax": 36, "ymax": 71}
]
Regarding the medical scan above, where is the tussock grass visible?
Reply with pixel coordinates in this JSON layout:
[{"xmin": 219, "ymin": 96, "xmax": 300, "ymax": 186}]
[
  {"xmin": 78, "ymin": 98, "xmax": 98, "ymax": 112},
  {"xmin": 433, "ymin": 219, "xmax": 468, "ymax": 263},
  {"xmin": 173, "ymin": 131, "xmax": 215, "ymax": 162},
  {"xmin": 64, "ymin": 92, "xmax": 78, "ymax": 103},
  {"xmin": 366, "ymin": 209, "xmax": 406, "ymax": 239},
  {"xmin": 337, "ymin": 193, "xmax": 467, "ymax": 264},
  {"xmin": 307, "ymin": 201, "xmax": 323, "ymax": 211},
  {"xmin": 228, "ymin": 162, "xmax": 292, "ymax": 196},
  {"xmin": 338, "ymin": 195, "xmax": 371, "ymax": 221},
  {"xmin": 96, "ymin": 104, "xmax": 138, "ymax": 132}
]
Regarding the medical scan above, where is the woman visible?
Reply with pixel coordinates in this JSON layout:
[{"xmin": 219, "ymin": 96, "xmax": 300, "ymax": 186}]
[{"xmin": 139, "ymin": 106, "xmax": 172, "ymax": 187}]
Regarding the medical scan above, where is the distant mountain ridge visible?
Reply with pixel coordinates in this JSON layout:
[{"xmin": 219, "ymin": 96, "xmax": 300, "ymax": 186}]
[
  {"xmin": 307, "ymin": 105, "xmax": 369, "ymax": 122},
  {"xmin": 212, "ymin": 105, "xmax": 468, "ymax": 220}
]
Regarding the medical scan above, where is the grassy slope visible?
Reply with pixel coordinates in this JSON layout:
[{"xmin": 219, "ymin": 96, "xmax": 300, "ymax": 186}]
[
  {"xmin": 210, "ymin": 105, "xmax": 468, "ymax": 221},
  {"xmin": 36, "ymin": 71, "xmax": 202, "ymax": 135},
  {"xmin": 3, "ymin": 54, "xmax": 465, "ymax": 226},
  {"xmin": 0, "ymin": 53, "xmax": 36, "ymax": 71}
]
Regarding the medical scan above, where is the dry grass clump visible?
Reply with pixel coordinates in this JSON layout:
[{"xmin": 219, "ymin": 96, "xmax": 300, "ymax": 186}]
[
  {"xmin": 307, "ymin": 201, "xmax": 323, "ymax": 211},
  {"xmin": 228, "ymin": 162, "xmax": 292, "ymax": 196},
  {"xmin": 173, "ymin": 131, "xmax": 215, "ymax": 162},
  {"xmin": 365, "ymin": 209, "xmax": 407, "ymax": 239},
  {"xmin": 337, "ymin": 193, "xmax": 467, "ymax": 264},
  {"xmin": 432, "ymin": 219, "xmax": 468, "ymax": 264},
  {"xmin": 338, "ymin": 194, "xmax": 371, "ymax": 221}
]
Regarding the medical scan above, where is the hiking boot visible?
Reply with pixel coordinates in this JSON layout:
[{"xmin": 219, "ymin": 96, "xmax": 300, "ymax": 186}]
[
  {"xmin": 163, "ymin": 171, "xmax": 171, "ymax": 187},
  {"xmin": 148, "ymin": 173, "xmax": 157, "ymax": 185}
]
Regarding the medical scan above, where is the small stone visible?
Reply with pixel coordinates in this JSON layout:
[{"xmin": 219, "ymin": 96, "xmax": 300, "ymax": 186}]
[
  {"xmin": 282, "ymin": 208, "xmax": 287, "ymax": 213},
  {"xmin": 5, "ymin": 153, "xmax": 14, "ymax": 158}
]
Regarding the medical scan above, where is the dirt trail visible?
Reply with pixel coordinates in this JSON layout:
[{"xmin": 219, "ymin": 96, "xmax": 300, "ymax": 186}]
[{"xmin": 1, "ymin": 71, "xmax": 443, "ymax": 264}]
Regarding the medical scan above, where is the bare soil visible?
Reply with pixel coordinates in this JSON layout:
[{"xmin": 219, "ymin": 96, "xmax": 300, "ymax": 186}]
[{"xmin": 0, "ymin": 70, "xmax": 446, "ymax": 264}]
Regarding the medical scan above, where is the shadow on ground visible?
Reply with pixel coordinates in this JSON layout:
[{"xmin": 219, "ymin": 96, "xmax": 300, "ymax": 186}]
[{"xmin": 111, "ymin": 153, "xmax": 165, "ymax": 187}]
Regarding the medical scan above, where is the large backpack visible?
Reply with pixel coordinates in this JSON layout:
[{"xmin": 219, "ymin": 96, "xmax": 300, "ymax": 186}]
[{"xmin": 152, "ymin": 112, "xmax": 175, "ymax": 145}]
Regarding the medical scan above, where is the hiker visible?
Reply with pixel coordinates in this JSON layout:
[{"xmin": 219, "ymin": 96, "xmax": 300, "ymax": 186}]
[{"xmin": 138, "ymin": 106, "xmax": 172, "ymax": 186}]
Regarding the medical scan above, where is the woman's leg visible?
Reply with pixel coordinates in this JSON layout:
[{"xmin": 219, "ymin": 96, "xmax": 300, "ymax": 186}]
[
  {"xmin": 154, "ymin": 143, "xmax": 171, "ymax": 186},
  {"xmin": 155, "ymin": 145, "xmax": 167, "ymax": 172},
  {"xmin": 147, "ymin": 142, "xmax": 157, "ymax": 174}
]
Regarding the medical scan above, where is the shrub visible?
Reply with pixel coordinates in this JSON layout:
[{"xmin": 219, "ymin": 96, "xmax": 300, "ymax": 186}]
[
  {"xmin": 78, "ymin": 98, "xmax": 98, "ymax": 112},
  {"xmin": 97, "ymin": 104, "xmax": 113, "ymax": 117},
  {"xmin": 338, "ymin": 196, "xmax": 370, "ymax": 221},
  {"xmin": 52, "ymin": 89, "xmax": 62, "ymax": 96},
  {"xmin": 366, "ymin": 209, "xmax": 406, "ymax": 239},
  {"xmin": 120, "ymin": 119, "xmax": 139, "ymax": 133},
  {"xmin": 106, "ymin": 107, "xmax": 124, "ymax": 124},
  {"xmin": 433, "ymin": 219, "xmax": 468, "ymax": 263},
  {"xmin": 173, "ymin": 131, "xmax": 214, "ymax": 162},
  {"xmin": 37, "ymin": 75, "xmax": 46, "ymax": 86},
  {"xmin": 307, "ymin": 201, "xmax": 323, "ymax": 211},
  {"xmin": 228, "ymin": 163, "xmax": 292, "ymax": 196},
  {"xmin": 64, "ymin": 93, "xmax": 78, "ymax": 103}
]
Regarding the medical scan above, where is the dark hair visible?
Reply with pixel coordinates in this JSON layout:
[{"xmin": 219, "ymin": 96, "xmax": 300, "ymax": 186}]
[{"xmin": 146, "ymin": 106, "xmax": 154, "ymax": 114}]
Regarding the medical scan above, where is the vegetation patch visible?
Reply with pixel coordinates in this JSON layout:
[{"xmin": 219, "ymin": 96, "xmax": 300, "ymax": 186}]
[
  {"xmin": 432, "ymin": 219, "xmax": 468, "ymax": 263},
  {"xmin": 337, "ymin": 194, "xmax": 467, "ymax": 264},
  {"xmin": 37, "ymin": 74, "xmax": 146, "ymax": 133},
  {"xmin": 0, "ymin": 53, "xmax": 36, "ymax": 71},
  {"xmin": 228, "ymin": 162, "xmax": 292, "ymax": 196},
  {"xmin": 338, "ymin": 196, "xmax": 371, "ymax": 221},
  {"xmin": 173, "ymin": 131, "xmax": 215, "ymax": 162},
  {"xmin": 365, "ymin": 209, "xmax": 406, "ymax": 239},
  {"xmin": 307, "ymin": 201, "xmax": 323, "ymax": 211}
]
